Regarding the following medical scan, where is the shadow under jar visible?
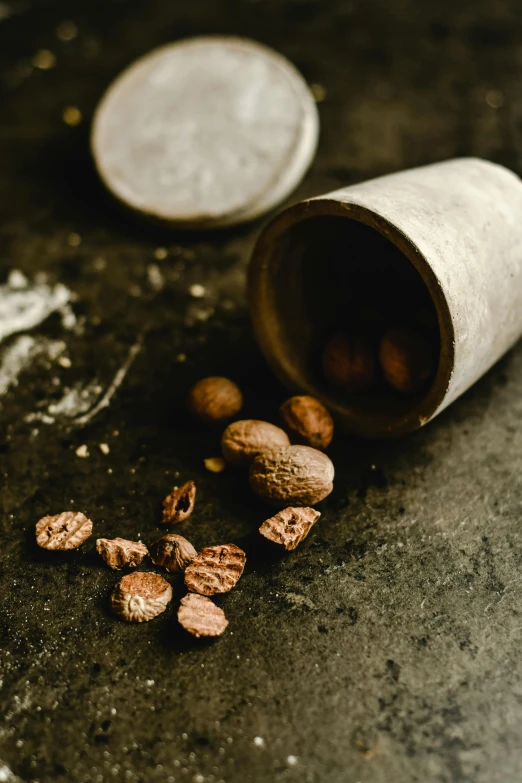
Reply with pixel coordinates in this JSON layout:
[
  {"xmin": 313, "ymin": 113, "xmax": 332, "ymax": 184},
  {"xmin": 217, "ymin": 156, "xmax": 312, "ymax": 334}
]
[{"xmin": 248, "ymin": 159, "xmax": 522, "ymax": 437}]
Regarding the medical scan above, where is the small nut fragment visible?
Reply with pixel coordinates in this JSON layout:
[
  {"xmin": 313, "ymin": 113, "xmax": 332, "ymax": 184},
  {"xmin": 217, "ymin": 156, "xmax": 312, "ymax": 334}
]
[
  {"xmin": 178, "ymin": 593, "xmax": 228, "ymax": 638},
  {"xmin": 379, "ymin": 327, "xmax": 436, "ymax": 393},
  {"xmin": 259, "ymin": 507, "xmax": 321, "ymax": 550},
  {"xmin": 221, "ymin": 419, "xmax": 290, "ymax": 467},
  {"xmin": 150, "ymin": 533, "xmax": 197, "ymax": 572},
  {"xmin": 162, "ymin": 480, "xmax": 196, "ymax": 525},
  {"xmin": 36, "ymin": 511, "xmax": 93, "ymax": 550},
  {"xmin": 322, "ymin": 333, "xmax": 376, "ymax": 392},
  {"xmin": 185, "ymin": 544, "xmax": 246, "ymax": 596},
  {"xmin": 188, "ymin": 376, "xmax": 242, "ymax": 422},
  {"xmin": 280, "ymin": 396, "xmax": 333, "ymax": 450},
  {"xmin": 96, "ymin": 538, "xmax": 148, "ymax": 570},
  {"xmin": 249, "ymin": 445, "xmax": 334, "ymax": 506},
  {"xmin": 111, "ymin": 572, "xmax": 172, "ymax": 622},
  {"xmin": 204, "ymin": 456, "xmax": 226, "ymax": 473}
]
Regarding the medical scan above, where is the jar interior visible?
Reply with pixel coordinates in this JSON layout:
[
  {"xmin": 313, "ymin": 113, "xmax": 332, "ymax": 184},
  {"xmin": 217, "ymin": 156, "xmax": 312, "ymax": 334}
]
[{"xmin": 264, "ymin": 214, "xmax": 443, "ymax": 432}]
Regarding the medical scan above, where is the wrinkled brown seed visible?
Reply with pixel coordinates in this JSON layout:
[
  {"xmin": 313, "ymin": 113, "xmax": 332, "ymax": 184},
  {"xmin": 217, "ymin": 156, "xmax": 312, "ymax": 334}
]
[
  {"xmin": 35, "ymin": 511, "xmax": 93, "ymax": 550},
  {"xmin": 150, "ymin": 533, "xmax": 197, "ymax": 573},
  {"xmin": 111, "ymin": 572, "xmax": 172, "ymax": 622},
  {"xmin": 96, "ymin": 537, "xmax": 148, "ymax": 569},
  {"xmin": 178, "ymin": 593, "xmax": 229, "ymax": 638},
  {"xmin": 379, "ymin": 327, "xmax": 435, "ymax": 394},
  {"xmin": 249, "ymin": 445, "xmax": 334, "ymax": 506},
  {"xmin": 259, "ymin": 506, "xmax": 321, "ymax": 550},
  {"xmin": 185, "ymin": 544, "xmax": 246, "ymax": 596},
  {"xmin": 322, "ymin": 333, "xmax": 376, "ymax": 392},
  {"xmin": 162, "ymin": 480, "xmax": 196, "ymax": 525},
  {"xmin": 221, "ymin": 419, "xmax": 290, "ymax": 467},
  {"xmin": 188, "ymin": 376, "xmax": 242, "ymax": 422},
  {"xmin": 280, "ymin": 396, "xmax": 334, "ymax": 450}
]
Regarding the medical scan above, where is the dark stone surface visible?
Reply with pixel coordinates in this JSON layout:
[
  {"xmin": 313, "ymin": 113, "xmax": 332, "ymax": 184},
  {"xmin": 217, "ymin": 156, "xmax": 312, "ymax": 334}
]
[{"xmin": 1, "ymin": 1, "xmax": 522, "ymax": 781}]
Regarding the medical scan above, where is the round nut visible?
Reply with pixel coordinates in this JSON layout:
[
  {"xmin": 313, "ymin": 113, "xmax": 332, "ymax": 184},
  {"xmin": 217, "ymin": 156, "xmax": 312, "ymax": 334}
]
[
  {"xmin": 249, "ymin": 445, "xmax": 334, "ymax": 506},
  {"xmin": 221, "ymin": 419, "xmax": 290, "ymax": 467},
  {"xmin": 188, "ymin": 376, "xmax": 242, "ymax": 422},
  {"xmin": 178, "ymin": 593, "xmax": 228, "ymax": 638},
  {"xmin": 149, "ymin": 533, "xmax": 197, "ymax": 573},
  {"xmin": 36, "ymin": 511, "xmax": 93, "ymax": 550},
  {"xmin": 322, "ymin": 333, "xmax": 376, "ymax": 393},
  {"xmin": 111, "ymin": 572, "xmax": 172, "ymax": 622},
  {"xmin": 379, "ymin": 327, "xmax": 435, "ymax": 393},
  {"xmin": 279, "ymin": 396, "xmax": 333, "ymax": 450}
]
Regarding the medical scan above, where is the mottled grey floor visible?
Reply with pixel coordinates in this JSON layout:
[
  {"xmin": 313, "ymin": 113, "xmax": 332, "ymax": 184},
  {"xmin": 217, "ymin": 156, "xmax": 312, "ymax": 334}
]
[{"xmin": 1, "ymin": 1, "xmax": 522, "ymax": 782}]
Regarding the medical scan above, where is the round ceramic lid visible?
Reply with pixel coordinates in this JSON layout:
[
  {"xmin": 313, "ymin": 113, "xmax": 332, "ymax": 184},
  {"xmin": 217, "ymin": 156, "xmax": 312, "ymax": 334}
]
[{"xmin": 91, "ymin": 36, "xmax": 319, "ymax": 229}]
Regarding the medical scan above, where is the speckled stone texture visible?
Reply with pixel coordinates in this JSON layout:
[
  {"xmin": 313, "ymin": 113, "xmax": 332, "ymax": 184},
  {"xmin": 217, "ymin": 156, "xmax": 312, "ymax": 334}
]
[{"xmin": 1, "ymin": 1, "xmax": 522, "ymax": 782}]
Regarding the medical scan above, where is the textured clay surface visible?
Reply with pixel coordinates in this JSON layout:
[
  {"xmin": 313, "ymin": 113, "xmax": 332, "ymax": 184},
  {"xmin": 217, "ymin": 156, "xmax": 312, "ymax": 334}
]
[
  {"xmin": 111, "ymin": 572, "xmax": 173, "ymax": 622},
  {"xmin": 259, "ymin": 506, "xmax": 321, "ymax": 550},
  {"xmin": 35, "ymin": 512, "xmax": 93, "ymax": 550},
  {"xmin": 150, "ymin": 533, "xmax": 197, "ymax": 572},
  {"xmin": 249, "ymin": 445, "xmax": 335, "ymax": 505},
  {"xmin": 221, "ymin": 419, "xmax": 290, "ymax": 466},
  {"xmin": 96, "ymin": 537, "xmax": 148, "ymax": 569},
  {"xmin": 185, "ymin": 544, "xmax": 246, "ymax": 596},
  {"xmin": 178, "ymin": 593, "xmax": 229, "ymax": 638},
  {"xmin": 162, "ymin": 480, "xmax": 197, "ymax": 525}
]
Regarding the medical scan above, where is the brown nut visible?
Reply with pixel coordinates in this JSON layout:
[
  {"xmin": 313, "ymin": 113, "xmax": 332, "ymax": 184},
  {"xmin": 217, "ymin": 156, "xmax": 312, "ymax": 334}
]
[
  {"xmin": 249, "ymin": 445, "xmax": 334, "ymax": 506},
  {"xmin": 322, "ymin": 333, "xmax": 376, "ymax": 392},
  {"xmin": 36, "ymin": 511, "xmax": 93, "ymax": 550},
  {"xmin": 96, "ymin": 537, "xmax": 148, "ymax": 569},
  {"xmin": 149, "ymin": 533, "xmax": 197, "ymax": 572},
  {"xmin": 259, "ymin": 507, "xmax": 321, "ymax": 550},
  {"xmin": 221, "ymin": 419, "xmax": 290, "ymax": 467},
  {"xmin": 279, "ymin": 396, "xmax": 333, "ymax": 450},
  {"xmin": 379, "ymin": 327, "xmax": 436, "ymax": 393},
  {"xmin": 188, "ymin": 376, "xmax": 242, "ymax": 422},
  {"xmin": 178, "ymin": 593, "xmax": 229, "ymax": 638},
  {"xmin": 162, "ymin": 480, "xmax": 196, "ymax": 525},
  {"xmin": 185, "ymin": 544, "xmax": 246, "ymax": 596},
  {"xmin": 111, "ymin": 572, "xmax": 172, "ymax": 622}
]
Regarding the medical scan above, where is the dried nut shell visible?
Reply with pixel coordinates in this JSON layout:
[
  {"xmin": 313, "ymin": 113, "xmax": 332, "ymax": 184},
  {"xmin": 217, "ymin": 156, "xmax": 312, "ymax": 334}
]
[
  {"xmin": 188, "ymin": 376, "xmax": 242, "ymax": 422},
  {"xmin": 111, "ymin": 572, "xmax": 172, "ymax": 622},
  {"xmin": 259, "ymin": 506, "xmax": 321, "ymax": 550},
  {"xmin": 162, "ymin": 480, "xmax": 196, "ymax": 525},
  {"xmin": 379, "ymin": 327, "xmax": 435, "ymax": 394},
  {"xmin": 150, "ymin": 533, "xmax": 197, "ymax": 572},
  {"xmin": 96, "ymin": 537, "xmax": 148, "ymax": 569},
  {"xmin": 36, "ymin": 511, "xmax": 93, "ymax": 550},
  {"xmin": 322, "ymin": 333, "xmax": 376, "ymax": 392},
  {"xmin": 221, "ymin": 419, "xmax": 290, "ymax": 467},
  {"xmin": 249, "ymin": 445, "xmax": 334, "ymax": 506},
  {"xmin": 279, "ymin": 396, "xmax": 334, "ymax": 450},
  {"xmin": 178, "ymin": 593, "xmax": 228, "ymax": 638},
  {"xmin": 185, "ymin": 544, "xmax": 246, "ymax": 596}
]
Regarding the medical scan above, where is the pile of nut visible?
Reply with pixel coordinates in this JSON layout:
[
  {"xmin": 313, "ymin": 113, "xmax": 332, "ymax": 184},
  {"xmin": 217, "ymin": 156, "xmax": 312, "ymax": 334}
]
[{"xmin": 35, "ymin": 377, "xmax": 336, "ymax": 639}]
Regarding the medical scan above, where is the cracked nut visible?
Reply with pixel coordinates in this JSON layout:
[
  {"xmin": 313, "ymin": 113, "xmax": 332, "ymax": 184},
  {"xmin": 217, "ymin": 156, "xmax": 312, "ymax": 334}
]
[
  {"xmin": 249, "ymin": 445, "xmax": 334, "ymax": 506},
  {"xmin": 259, "ymin": 506, "xmax": 321, "ymax": 550},
  {"xmin": 150, "ymin": 533, "xmax": 197, "ymax": 572},
  {"xmin": 221, "ymin": 419, "xmax": 290, "ymax": 467},
  {"xmin": 111, "ymin": 572, "xmax": 172, "ymax": 622},
  {"xmin": 322, "ymin": 333, "xmax": 376, "ymax": 392},
  {"xmin": 188, "ymin": 376, "xmax": 242, "ymax": 422},
  {"xmin": 185, "ymin": 544, "xmax": 246, "ymax": 596},
  {"xmin": 280, "ymin": 396, "xmax": 333, "ymax": 450},
  {"xmin": 36, "ymin": 511, "xmax": 93, "ymax": 550},
  {"xmin": 96, "ymin": 537, "xmax": 148, "ymax": 569},
  {"xmin": 178, "ymin": 593, "xmax": 228, "ymax": 638},
  {"xmin": 162, "ymin": 480, "xmax": 196, "ymax": 525},
  {"xmin": 379, "ymin": 327, "xmax": 435, "ymax": 393}
]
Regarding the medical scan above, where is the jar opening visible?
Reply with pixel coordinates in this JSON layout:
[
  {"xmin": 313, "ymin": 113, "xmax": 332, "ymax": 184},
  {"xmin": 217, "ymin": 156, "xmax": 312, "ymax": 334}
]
[{"xmin": 249, "ymin": 199, "xmax": 454, "ymax": 437}]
